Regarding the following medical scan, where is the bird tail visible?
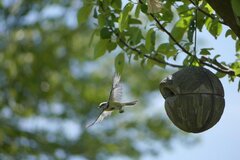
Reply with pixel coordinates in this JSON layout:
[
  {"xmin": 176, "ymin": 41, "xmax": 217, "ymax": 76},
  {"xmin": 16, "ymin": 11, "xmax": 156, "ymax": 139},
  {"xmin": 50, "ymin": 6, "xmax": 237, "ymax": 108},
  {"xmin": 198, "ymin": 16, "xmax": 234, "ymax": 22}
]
[{"xmin": 123, "ymin": 100, "xmax": 137, "ymax": 106}]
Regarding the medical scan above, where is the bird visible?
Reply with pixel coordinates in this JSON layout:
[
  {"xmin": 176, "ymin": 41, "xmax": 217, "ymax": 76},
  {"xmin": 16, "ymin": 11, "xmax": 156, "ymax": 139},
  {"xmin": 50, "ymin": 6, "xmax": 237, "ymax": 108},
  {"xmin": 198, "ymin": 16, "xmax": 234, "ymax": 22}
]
[{"xmin": 86, "ymin": 73, "xmax": 137, "ymax": 128}]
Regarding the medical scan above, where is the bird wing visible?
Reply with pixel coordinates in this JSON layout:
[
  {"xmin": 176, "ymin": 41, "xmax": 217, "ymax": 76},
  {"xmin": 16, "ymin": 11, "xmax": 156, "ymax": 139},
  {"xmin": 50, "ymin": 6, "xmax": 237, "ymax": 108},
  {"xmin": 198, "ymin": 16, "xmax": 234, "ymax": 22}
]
[
  {"xmin": 108, "ymin": 73, "xmax": 122, "ymax": 103},
  {"xmin": 85, "ymin": 110, "xmax": 112, "ymax": 128}
]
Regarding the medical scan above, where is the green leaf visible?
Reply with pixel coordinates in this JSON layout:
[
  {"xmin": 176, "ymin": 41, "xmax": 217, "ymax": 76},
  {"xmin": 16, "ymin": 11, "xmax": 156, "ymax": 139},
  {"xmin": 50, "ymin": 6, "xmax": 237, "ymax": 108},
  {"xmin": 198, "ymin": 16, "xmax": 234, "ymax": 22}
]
[
  {"xmin": 215, "ymin": 72, "xmax": 226, "ymax": 78},
  {"xmin": 157, "ymin": 43, "xmax": 177, "ymax": 58},
  {"xmin": 94, "ymin": 39, "xmax": 108, "ymax": 59},
  {"xmin": 233, "ymin": 68, "xmax": 240, "ymax": 76},
  {"xmin": 236, "ymin": 40, "xmax": 240, "ymax": 53},
  {"xmin": 153, "ymin": 54, "xmax": 166, "ymax": 68},
  {"xmin": 127, "ymin": 27, "xmax": 143, "ymax": 45},
  {"xmin": 135, "ymin": 4, "xmax": 141, "ymax": 18},
  {"xmin": 133, "ymin": 54, "xmax": 139, "ymax": 60},
  {"xmin": 146, "ymin": 59, "xmax": 155, "ymax": 69},
  {"xmin": 145, "ymin": 28, "xmax": 156, "ymax": 51},
  {"xmin": 205, "ymin": 18, "xmax": 222, "ymax": 39},
  {"xmin": 111, "ymin": 0, "xmax": 122, "ymax": 10},
  {"xmin": 128, "ymin": 18, "xmax": 142, "ymax": 25},
  {"xmin": 88, "ymin": 29, "xmax": 98, "ymax": 47},
  {"xmin": 93, "ymin": 7, "xmax": 98, "ymax": 18},
  {"xmin": 98, "ymin": 14, "xmax": 106, "ymax": 27},
  {"xmin": 183, "ymin": 56, "xmax": 191, "ymax": 66},
  {"xmin": 140, "ymin": 3, "xmax": 148, "ymax": 14},
  {"xmin": 232, "ymin": 61, "xmax": 240, "ymax": 77},
  {"xmin": 203, "ymin": 3, "xmax": 214, "ymax": 14},
  {"xmin": 107, "ymin": 42, "xmax": 117, "ymax": 52},
  {"xmin": 236, "ymin": 53, "xmax": 240, "ymax": 59},
  {"xmin": 200, "ymin": 48, "xmax": 213, "ymax": 55},
  {"xmin": 138, "ymin": 44, "xmax": 149, "ymax": 55},
  {"xmin": 213, "ymin": 54, "xmax": 221, "ymax": 60},
  {"xmin": 187, "ymin": 17, "xmax": 195, "ymax": 43},
  {"xmin": 77, "ymin": 5, "xmax": 93, "ymax": 24},
  {"xmin": 170, "ymin": 16, "xmax": 192, "ymax": 43},
  {"xmin": 231, "ymin": 0, "xmax": 240, "ymax": 17},
  {"xmin": 115, "ymin": 53, "xmax": 125, "ymax": 74},
  {"xmin": 118, "ymin": 3, "xmax": 134, "ymax": 32},
  {"xmin": 160, "ymin": 7, "xmax": 174, "ymax": 23},
  {"xmin": 238, "ymin": 80, "xmax": 240, "ymax": 92},
  {"xmin": 177, "ymin": 4, "xmax": 190, "ymax": 15},
  {"xmin": 100, "ymin": 27, "xmax": 112, "ymax": 39},
  {"xmin": 232, "ymin": 65, "xmax": 240, "ymax": 76},
  {"xmin": 196, "ymin": 12, "xmax": 206, "ymax": 31},
  {"xmin": 225, "ymin": 29, "xmax": 237, "ymax": 40},
  {"xmin": 140, "ymin": 58, "xmax": 146, "ymax": 68}
]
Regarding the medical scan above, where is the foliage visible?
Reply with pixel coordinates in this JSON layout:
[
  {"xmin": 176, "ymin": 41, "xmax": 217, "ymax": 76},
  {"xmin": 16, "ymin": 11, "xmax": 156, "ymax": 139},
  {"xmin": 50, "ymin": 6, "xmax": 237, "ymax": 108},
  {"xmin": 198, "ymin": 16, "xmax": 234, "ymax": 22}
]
[
  {"xmin": 0, "ymin": 0, "xmax": 198, "ymax": 160},
  {"xmin": 231, "ymin": 0, "xmax": 240, "ymax": 26},
  {"xmin": 78, "ymin": 0, "xmax": 240, "ymax": 89}
]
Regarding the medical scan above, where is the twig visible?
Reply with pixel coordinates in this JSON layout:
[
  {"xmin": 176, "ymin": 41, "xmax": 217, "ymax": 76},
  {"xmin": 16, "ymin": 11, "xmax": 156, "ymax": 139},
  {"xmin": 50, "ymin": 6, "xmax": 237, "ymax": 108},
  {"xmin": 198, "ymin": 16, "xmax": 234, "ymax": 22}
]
[
  {"xmin": 190, "ymin": 0, "xmax": 199, "ymax": 66},
  {"xmin": 150, "ymin": 13, "xmax": 193, "ymax": 57},
  {"xmin": 199, "ymin": 59, "xmax": 235, "ymax": 75},
  {"xmin": 99, "ymin": 0, "xmax": 236, "ymax": 76},
  {"xmin": 138, "ymin": 0, "xmax": 236, "ymax": 76},
  {"xmin": 112, "ymin": 28, "xmax": 183, "ymax": 68},
  {"xmin": 200, "ymin": 56, "xmax": 235, "ymax": 75},
  {"xmin": 97, "ymin": 4, "xmax": 181, "ymax": 68},
  {"xmin": 143, "ymin": 54, "xmax": 184, "ymax": 68},
  {"xmin": 189, "ymin": 0, "xmax": 226, "ymax": 25},
  {"xmin": 138, "ymin": 0, "xmax": 193, "ymax": 57}
]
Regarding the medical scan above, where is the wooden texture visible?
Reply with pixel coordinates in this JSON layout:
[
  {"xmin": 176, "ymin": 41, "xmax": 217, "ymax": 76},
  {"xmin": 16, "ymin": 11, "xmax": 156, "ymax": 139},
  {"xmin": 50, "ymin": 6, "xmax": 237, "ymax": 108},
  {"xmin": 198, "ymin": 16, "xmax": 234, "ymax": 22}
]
[{"xmin": 159, "ymin": 67, "xmax": 225, "ymax": 133}]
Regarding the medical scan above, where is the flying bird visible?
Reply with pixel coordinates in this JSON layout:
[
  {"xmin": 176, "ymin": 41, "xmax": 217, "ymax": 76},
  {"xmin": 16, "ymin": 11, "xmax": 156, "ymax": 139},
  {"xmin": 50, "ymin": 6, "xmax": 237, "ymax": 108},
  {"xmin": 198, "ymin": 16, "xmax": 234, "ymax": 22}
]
[{"xmin": 86, "ymin": 73, "xmax": 137, "ymax": 128}]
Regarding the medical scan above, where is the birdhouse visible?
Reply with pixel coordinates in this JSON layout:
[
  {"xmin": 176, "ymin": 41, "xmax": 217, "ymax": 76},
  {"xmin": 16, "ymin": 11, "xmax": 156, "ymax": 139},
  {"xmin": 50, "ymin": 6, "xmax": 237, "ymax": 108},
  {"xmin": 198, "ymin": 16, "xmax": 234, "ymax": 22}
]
[{"xmin": 159, "ymin": 67, "xmax": 225, "ymax": 133}]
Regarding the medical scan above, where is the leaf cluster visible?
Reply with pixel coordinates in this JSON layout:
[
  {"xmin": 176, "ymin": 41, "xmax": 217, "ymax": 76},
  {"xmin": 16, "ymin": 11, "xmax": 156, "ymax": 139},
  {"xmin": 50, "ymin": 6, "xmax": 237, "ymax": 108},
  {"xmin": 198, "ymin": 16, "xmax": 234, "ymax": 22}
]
[{"xmin": 79, "ymin": 0, "xmax": 240, "ymax": 88}]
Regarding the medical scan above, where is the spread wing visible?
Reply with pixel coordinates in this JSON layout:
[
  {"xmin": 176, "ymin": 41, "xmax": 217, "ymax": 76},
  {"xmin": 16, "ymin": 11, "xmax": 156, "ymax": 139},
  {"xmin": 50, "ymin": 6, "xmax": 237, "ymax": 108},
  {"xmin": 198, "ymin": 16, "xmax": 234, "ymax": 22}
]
[
  {"xmin": 85, "ymin": 110, "xmax": 112, "ymax": 128},
  {"xmin": 108, "ymin": 73, "xmax": 122, "ymax": 103},
  {"xmin": 85, "ymin": 73, "xmax": 121, "ymax": 128}
]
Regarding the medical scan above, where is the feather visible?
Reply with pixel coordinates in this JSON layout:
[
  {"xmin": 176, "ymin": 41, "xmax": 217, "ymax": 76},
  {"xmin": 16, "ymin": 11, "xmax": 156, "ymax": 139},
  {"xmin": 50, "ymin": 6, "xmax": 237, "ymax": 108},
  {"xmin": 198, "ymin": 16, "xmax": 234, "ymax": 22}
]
[
  {"xmin": 109, "ymin": 73, "xmax": 122, "ymax": 102},
  {"xmin": 85, "ymin": 110, "xmax": 112, "ymax": 128}
]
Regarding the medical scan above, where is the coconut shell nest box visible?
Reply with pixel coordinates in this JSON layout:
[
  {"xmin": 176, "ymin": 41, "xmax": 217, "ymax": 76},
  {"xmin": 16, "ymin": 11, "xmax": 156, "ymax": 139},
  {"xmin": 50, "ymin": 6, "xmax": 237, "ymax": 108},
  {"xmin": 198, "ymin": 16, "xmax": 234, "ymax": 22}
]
[{"xmin": 159, "ymin": 67, "xmax": 225, "ymax": 133}]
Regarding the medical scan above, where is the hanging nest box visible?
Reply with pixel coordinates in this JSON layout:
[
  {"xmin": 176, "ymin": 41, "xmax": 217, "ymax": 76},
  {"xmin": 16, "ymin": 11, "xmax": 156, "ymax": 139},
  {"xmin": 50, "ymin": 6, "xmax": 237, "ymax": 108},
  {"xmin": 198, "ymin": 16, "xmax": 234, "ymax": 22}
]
[{"xmin": 159, "ymin": 67, "xmax": 225, "ymax": 133}]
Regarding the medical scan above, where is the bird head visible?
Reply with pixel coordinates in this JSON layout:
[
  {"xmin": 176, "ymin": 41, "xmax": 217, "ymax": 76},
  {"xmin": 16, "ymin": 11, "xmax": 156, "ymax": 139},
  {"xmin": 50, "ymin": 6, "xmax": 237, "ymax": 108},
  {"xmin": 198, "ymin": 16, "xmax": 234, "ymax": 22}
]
[{"xmin": 98, "ymin": 102, "xmax": 108, "ymax": 109}]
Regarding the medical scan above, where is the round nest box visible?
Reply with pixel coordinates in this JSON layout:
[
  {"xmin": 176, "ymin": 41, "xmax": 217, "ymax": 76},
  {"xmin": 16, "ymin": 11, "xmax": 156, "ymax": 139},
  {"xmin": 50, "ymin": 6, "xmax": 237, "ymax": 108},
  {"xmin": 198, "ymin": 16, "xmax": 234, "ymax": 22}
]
[{"xmin": 159, "ymin": 67, "xmax": 225, "ymax": 133}]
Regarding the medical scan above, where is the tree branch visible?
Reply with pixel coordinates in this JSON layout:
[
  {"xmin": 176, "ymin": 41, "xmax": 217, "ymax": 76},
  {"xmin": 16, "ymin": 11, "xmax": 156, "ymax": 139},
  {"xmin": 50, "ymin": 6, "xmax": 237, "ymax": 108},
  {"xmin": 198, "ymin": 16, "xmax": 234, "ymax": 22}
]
[
  {"xmin": 200, "ymin": 56, "xmax": 235, "ymax": 75},
  {"xmin": 189, "ymin": 0, "xmax": 226, "ymax": 25},
  {"xmin": 149, "ymin": 13, "xmax": 193, "ymax": 57},
  {"xmin": 143, "ymin": 54, "xmax": 184, "ymax": 68},
  {"xmin": 199, "ymin": 60, "xmax": 235, "ymax": 75},
  {"xmin": 112, "ymin": 29, "xmax": 183, "ymax": 68},
  {"xmin": 138, "ymin": 0, "xmax": 237, "ymax": 76},
  {"xmin": 98, "ymin": 3, "xmax": 182, "ymax": 68},
  {"xmin": 100, "ymin": 0, "xmax": 237, "ymax": 76}
]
